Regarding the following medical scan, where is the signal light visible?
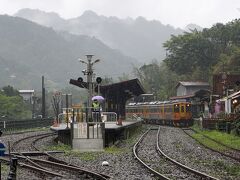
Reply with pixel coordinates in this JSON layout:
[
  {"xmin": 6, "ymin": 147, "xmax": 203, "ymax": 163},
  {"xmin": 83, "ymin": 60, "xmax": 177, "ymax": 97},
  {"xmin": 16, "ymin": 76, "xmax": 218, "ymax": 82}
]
[
  {"xmin": 96, "ymin": 77, "xmax": 102, "ymax": 84},
  {"xmin": 78, "ymin": 77, "xmax": 83, "ymax": 82}
]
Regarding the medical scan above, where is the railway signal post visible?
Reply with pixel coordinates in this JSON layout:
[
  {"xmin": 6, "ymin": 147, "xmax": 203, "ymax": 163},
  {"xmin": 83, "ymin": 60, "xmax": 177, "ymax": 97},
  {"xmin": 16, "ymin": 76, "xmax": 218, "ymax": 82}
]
[{"xmin": 69, "ymin": 56, "xmax": 100, "ymax": 120}]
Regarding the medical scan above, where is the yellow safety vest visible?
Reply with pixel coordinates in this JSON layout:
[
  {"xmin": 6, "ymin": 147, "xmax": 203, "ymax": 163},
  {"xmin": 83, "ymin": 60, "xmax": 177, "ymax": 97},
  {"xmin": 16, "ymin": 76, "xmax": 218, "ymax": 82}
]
[{"xmin": 93, "ymin": 102, "xmax": 100, "ymax": 110}]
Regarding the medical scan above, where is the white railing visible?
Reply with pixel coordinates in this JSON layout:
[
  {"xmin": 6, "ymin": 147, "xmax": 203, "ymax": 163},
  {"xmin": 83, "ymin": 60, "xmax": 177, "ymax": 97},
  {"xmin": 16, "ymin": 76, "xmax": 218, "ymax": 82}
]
[{"xmin": 101, "ymin": 112, "xmax": 117, "ymax": 122}]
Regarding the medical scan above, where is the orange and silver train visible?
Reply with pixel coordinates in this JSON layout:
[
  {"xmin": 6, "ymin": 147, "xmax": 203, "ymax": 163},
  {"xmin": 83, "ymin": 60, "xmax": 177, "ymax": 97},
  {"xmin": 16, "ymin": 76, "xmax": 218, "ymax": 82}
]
[{"xmin": 125, "ymin": 100, "xmax": 193, "ymax": 127}]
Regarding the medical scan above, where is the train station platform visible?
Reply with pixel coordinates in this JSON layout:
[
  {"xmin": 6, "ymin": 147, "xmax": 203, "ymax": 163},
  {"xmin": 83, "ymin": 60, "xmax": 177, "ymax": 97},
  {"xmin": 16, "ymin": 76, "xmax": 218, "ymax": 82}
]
[
  {"xmin": 50, "ymin": 120, "xmax": 143, "ymax": 149},
  {"xmin": 50, "ymin": 120, "xmax": 142, "ymax": 132}
]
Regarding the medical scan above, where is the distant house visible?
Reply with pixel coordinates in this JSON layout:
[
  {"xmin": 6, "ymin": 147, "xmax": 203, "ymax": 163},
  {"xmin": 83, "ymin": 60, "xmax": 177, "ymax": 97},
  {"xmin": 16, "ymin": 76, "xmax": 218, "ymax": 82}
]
[
  {"xmin": 217, "ymin": 90, "xmax": 240, "ymax": 114},
  {"xmin": 213, "ymin": 74, "xmax": 240, "ymax": 97},
  {"xmin": 171, "ymin": 81, "xmax": 211, "ymax": 117},
  {"xmin": 176, "ymin": 81, "xmax": 210, "ymax": 96},
  {"xmin": 19, "ymin": 90, "xmax": 34, "ymax": 104}
]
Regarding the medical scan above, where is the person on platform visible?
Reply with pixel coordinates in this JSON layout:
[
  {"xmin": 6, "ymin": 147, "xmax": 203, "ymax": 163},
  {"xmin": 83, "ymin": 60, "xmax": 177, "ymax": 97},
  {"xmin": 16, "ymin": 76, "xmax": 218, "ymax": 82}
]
[
  {"xmin": 92, "ymin": 99, "xmax": 102, "ymax": 122},
  {"xmin": 92, "ymin": 99, "xmax": 100, "ymax": 111}
]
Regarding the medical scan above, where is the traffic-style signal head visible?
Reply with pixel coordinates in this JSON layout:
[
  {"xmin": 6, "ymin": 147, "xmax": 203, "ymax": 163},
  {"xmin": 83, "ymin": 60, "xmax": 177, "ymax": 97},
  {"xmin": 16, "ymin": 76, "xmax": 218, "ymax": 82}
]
[
  {"xmin": 96, "ymin": 77, "xmax": 102, "ymax": 84},
  {"xmin": 78, "ymin": 77, "xmax": 83, "ymax": 82}
]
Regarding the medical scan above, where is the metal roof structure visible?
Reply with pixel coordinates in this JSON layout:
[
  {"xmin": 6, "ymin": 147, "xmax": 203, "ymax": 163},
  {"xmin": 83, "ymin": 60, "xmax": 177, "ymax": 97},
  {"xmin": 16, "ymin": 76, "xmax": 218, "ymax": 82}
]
[
  {"xmin": 99, "ymin": 78, "xmax": 145, "ymax": 117},
  {"xmin": 170, "ymin": 89, "xmax": 211, "ymax": 101},
  {"xmin": 100, "ymin": 78, "xmax": 145, "ymax": 97},
  {"xmin": 18, "ymin": 90, "xmax": 34, "ymax": 93},
  {"xmin": 176, "ymin": 81, "xmax": 210, "ymax": 88}
]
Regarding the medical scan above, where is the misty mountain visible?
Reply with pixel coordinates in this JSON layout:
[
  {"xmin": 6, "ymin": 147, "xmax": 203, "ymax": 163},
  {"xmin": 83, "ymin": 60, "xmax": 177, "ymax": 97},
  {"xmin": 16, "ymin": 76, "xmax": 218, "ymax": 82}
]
[
  {"xmin": 15, "ymin": 9, "xmax": 184, "ymax": 62},
  {"xmin": 0, "ymin": 15, "xmax": 138, "ymax": 90}
]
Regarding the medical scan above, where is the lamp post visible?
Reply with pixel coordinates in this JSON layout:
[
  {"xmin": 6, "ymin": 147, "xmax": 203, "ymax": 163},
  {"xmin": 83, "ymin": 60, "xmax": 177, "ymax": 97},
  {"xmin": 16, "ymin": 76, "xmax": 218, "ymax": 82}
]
[
  {"xmin": 79, "ymin": 55, "xmax": 100, "ymax": 122},
  {"xmin": 226, "ymin": 89, "xmax": 234, "ymax": 114}
]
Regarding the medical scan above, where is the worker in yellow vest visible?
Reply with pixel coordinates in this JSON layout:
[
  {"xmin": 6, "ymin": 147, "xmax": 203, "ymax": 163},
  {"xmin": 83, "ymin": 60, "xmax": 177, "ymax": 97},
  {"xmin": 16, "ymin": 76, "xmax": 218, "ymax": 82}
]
[
  {"xmin": 92, "ymin": 99, "xmax": 101, "ymax": 122},
  {"xmin": 92, "ymin": 99, "xmax": 100, "ymax": 111}
]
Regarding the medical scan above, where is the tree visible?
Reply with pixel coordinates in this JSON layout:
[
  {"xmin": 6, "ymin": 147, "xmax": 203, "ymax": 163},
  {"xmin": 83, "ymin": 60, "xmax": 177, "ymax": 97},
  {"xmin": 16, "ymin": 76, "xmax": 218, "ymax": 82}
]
[
  {"xmin": 133, "ymin": 61, "xmax": 161, "ymax": 94},
  {"xmin": 0, "ymin": 92, "xmax": 31, "ymax": 119},
  {"xmin": 133, "ymin": 61, "xmax": 179, "ymax": 100},
  {"xmin": 51, "ymin": 92, "xmax": 61, "ymax": 122},
  {"xmin": 2, "ymin": 85, "xmax": 19, "ymax": 96},
  {"xmin": 164, "ymin": 30, "xmax": 218, "ymax": 80},
  {"xmin": 212, "ymin": 46, "xmax": 240, "ymax": 74}
]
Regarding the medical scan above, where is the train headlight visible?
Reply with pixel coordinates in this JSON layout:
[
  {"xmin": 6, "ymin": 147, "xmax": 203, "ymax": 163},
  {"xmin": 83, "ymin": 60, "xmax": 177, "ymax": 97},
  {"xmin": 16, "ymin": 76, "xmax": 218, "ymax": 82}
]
[{"xmin": 233, "ymin": 99, "xmax": 238, "ymax": 104}]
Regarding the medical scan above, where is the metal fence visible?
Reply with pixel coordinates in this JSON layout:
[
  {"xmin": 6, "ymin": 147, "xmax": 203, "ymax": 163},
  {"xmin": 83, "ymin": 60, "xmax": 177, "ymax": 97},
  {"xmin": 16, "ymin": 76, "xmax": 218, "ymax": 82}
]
[
  {"xmin": 125, "ymin": 113, "xmax": 142, "ymax": 121},
  {"xmin": 101, "ymin": 112, "xmax": 117, "ymax": 122},
  {"xmin": 0, "ymin": 118, "xmax": 54, "ymax": 132},
  {"xmin": 198, "ymin": 118, "xmax": 232, "ymax": 132}
]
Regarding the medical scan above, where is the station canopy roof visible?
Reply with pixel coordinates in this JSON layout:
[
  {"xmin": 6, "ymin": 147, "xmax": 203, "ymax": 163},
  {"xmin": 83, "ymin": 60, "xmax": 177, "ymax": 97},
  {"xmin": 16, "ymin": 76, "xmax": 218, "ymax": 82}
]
[{"xmin": 100, "ymin": 78, "xmax": 145, "ymax": 99}]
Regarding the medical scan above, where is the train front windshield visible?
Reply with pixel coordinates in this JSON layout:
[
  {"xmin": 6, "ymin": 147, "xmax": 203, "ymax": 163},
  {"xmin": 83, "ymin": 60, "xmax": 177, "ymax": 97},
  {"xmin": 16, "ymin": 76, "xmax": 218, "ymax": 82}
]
[
  {"xmin": 186, "ymin": 104, "xmax": 191, "ymax": 112},
  {"xmin": 174, "ymin": 104, "xmax": 180, "ymax": 113}
]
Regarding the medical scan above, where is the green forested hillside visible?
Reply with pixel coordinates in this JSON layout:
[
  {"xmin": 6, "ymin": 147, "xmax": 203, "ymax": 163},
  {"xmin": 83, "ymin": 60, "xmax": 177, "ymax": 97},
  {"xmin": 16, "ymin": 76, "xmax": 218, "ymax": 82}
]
[{"xmin": 0, "ymin": 15, "xmax": 138, "ymax": 90}]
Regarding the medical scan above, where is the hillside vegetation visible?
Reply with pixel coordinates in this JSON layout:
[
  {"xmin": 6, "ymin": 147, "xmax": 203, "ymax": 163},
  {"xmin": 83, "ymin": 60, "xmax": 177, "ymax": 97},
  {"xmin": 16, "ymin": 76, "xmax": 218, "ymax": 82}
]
[{"xmin": 134, "ymin": 19, "xmax": 240, "ymax": 99}]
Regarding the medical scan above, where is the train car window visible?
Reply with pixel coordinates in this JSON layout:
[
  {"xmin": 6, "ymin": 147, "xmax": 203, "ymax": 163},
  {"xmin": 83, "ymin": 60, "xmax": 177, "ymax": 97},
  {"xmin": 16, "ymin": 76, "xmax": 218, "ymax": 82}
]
[
  {"xmin": 186, "ymin": 104, "xmax": 191, "ymax": 112},
  {"xmin": 165, "ymin": 105, "xmax": 170, "ymax": 112},
  {"xmin": 181, "ymin": 106, "xmax": 184, "ymax": 112},
  {"xmin": 163, "ymin": 106, "xmax": 166, "ymax": 112},
  {"xmin": 165, "ymin": 106, "xmax": 167, "ymax": 112},
  {"xmin": 174, "ymin": 104, "xmax": 179, "ymax": 112}
]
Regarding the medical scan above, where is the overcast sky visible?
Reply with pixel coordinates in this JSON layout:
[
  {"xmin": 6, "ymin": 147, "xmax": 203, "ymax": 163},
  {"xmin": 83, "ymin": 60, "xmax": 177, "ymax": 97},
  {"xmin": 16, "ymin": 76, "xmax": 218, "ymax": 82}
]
[{"xmin": 0, "ymin": 0, "xmax": 239, "ymax": 28}]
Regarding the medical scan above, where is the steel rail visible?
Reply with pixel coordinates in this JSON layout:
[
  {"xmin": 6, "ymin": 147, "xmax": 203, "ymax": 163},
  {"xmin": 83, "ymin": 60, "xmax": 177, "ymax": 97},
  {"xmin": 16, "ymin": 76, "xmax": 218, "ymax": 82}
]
[
  {"xmin": 133, "ymin": 127, "xmax": 170, "ymax": 180},
  {"xmin": 10, "ymin": 132, "xmax": 56, "ymax": 152},
  {"xmin": 182, "ymin": 128, "xmax": 240, "ymax": 162},
  {"xmin": 19, "ymin": 162, "xmax": 64, "ymax": 178},
  {"xmin": 157, "ymin": 127, "xmax": 219, "ymax": 180},
  {"xmin": 18, "ymin": 156, "xmax": 110, "ymax": 180},
  {"xmin": 31, "ymin": 134, "xmax": 111, "ymax": 179},
  {"xmin": 186, "ymin": 128, "xmax": 240, "ymax": 152}
]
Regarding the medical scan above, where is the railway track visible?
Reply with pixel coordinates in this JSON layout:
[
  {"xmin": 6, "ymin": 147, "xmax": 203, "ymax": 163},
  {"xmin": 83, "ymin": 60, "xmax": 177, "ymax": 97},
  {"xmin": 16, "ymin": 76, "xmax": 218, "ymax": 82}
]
[
  {"xmin": 7, "ymin": 131, "xmax": 111, "ymax": 179},
  {"xmin": 182, "ymin": 128, "xmax": 240, "ymax": 162},
  {"xmin": 133, "ymin": 126, "xmax": 219, "ymax": 180}
]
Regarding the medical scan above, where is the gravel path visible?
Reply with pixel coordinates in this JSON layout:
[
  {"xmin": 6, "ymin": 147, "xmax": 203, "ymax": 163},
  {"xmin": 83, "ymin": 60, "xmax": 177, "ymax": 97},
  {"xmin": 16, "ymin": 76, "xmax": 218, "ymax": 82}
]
[
  {"xmin": 136, "ymin": 129, "xmax": 202, "ymax": 179},
  {"xmin": 158, "ymin": 126, "xmax": 240, "ymax": 180}
]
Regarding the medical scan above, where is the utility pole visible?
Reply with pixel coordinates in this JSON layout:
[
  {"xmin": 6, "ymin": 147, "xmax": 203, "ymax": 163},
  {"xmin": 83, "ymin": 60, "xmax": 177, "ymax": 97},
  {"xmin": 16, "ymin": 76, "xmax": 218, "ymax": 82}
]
[
  {"xmin": 32, "ymin": 95, "xmax": 38, "ymax": 119},
  {"xmin": 42, "ymin": 76, "xmax": 46, "ymax": 118}
]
